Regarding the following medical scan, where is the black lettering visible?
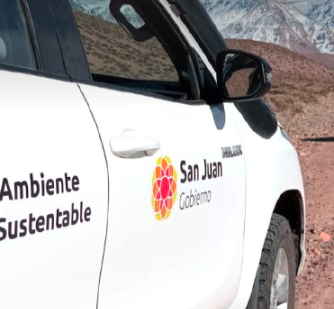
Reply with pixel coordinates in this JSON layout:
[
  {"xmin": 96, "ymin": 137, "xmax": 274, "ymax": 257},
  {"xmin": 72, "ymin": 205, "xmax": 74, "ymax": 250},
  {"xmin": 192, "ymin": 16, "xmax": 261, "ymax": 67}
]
[
  {"xmin": 29, "ymin": 213, "xmax": 36, "ymax": 235},
  {"xmin": 55, "ymin": 178, "xmax": 64, "ymax": 194},
  {"xmin": 187, "ymin": 165, "xmax": 194, "ymax": 182},
  {"xmin": 71, "ymin": 203, "xmax": 79, "ymax": 225},
  {"xmin": 0, "ymin": 173, "xmax": 82, "ymax": 202},
  {"xmin": 0, "ymin": 178, "xmax": 13, "ymax": 201},
  {"xmin": 56, "ymin": 209, "xmax": 62, "ymax": 228},
  {"xmin": 222, "ymin": 147, "xmax": 231, "ymax": 158},
  {"xmin": 217, "ymin": 162, "xmax": 223, "ymax": 177},
  {"xmin": 30, "ymin": 173, "xmax": 40, "ymax": 198},
  {"xmin": 62, "ymin": 211, "xmax": 70, "ymax": 227},
  {"xmin": 41, "ymin": 173, "xmax": 45, "ymax": 196},
  {"xmin": 36, "ymin": 216, "xmax": 45, "ymax": 233},
  {"xmin": 202, "ymin": 159, "xmax": 207, "ymax": 180},
  {"xmin": 84, "ymin": 207, "xmax": 91, "ymax": 222},
  {"xmin": 46, "ymin": 214, "xmax": 55, "ymax": 230},
  {"xmin": 180, "ymin": 161, "xmax": 187, "ymax": 183},
  {"xmin": 19, "ymin": 219, "xmax": 27, "ymax": 237},
  {"xmin": 0, "ymin": 218, "xmax": 6, "ymax": 241},
  {"xmin": 14, "ymin": 181, "xmax": 29, "ymax": 199},
  {"xmin": 80, "ymin": 202, "xmax": 84, "ymax": 223},
  {"xmin": 207, "ymin": 162, "xmax": 213, "ymax": 179},
  {"xmin": 46, "ymin": 180, "xmax": 54, "ymax": 196},
  {"xmin": 8, "ymin": 221, "xmax": 18, "ymax": 240},
  {"xmin": 194, "ymin": 165, "xmax": 199, "ymax": 181},
  {"xmin": 223, "ymin": 145, "xmax": 242, "ymax": 159},
  {"xmin": 72, "ymin": 176, "xmax": 80, "ymax": 192},
  {"xmin": 65, "ymin": 173, "xmax": 71, "ymax": 192},
  {"xmin": 188, "ymin": 166, "xmax": 193, "ymax": 182},
  {"xmin": 213, "ymin": 163, "xmax": 217, "ymax": 178},
  {"xmin": 188, "ymin": 165, "xmax": 199, "ymax": 182}
]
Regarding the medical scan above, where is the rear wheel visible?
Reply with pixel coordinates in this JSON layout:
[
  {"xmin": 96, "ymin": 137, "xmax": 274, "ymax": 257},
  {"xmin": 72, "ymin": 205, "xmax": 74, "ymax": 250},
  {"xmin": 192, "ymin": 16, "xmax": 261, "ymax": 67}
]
[{"xmin": 247, "ymin": 214, "xmax": 296, "ymax": 309}]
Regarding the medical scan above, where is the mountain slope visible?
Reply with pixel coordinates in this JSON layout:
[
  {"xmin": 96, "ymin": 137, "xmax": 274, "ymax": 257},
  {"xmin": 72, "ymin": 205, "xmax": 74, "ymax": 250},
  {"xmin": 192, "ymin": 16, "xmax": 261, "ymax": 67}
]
[
  {"xmin": 202, "ymin": 0, "xmax": 334, "ymax": 55},
  {"xmin": 227, "ymin": 38, "xmax": 334, "ymax": 82},
  {"xmin": 308, "ymin": 0, "xmax": 334, "ymax": 30},
  {"xmin": 286, "ymin": 0, "xmax": 314, "ymax": 14}
]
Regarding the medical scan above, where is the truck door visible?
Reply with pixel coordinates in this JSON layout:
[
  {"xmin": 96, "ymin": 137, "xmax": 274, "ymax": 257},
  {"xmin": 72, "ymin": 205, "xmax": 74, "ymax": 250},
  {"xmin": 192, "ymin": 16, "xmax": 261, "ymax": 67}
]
[
  {"xmin": 66, "ymin": 1, "xmax": 247, "ymax": 308},
  {"xmin": 0, "ymin": 1, "xmax": 108, "ymax": 308}
]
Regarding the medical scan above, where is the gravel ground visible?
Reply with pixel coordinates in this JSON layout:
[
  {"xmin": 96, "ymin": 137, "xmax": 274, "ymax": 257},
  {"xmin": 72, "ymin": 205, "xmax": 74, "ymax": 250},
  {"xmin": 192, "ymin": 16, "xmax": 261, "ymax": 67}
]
[{"xmin": 283, "ymin": 92, "xmax": 334, "ymax": 309}]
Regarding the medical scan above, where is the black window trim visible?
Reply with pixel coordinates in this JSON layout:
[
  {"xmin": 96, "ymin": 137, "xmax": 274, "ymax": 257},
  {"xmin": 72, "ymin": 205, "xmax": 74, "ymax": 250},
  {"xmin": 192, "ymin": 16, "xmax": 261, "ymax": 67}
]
[
  {"xmin": 72, "ymin": 75, "xmax": 207, "ymax": 106},
  {"xmin": 47, "ymin": 0, "xmax": 92, "ymax": 80},
  {"xmin": 26, "ymin": 0, "xmax": 67, "ymax": 76},
  {"xmin": 20, "ymin": 0, "xmax": 42, "ymax": 70},
  {"xmin": 0, "ymin": 0, "xmax": 68, "ymax": 79}
]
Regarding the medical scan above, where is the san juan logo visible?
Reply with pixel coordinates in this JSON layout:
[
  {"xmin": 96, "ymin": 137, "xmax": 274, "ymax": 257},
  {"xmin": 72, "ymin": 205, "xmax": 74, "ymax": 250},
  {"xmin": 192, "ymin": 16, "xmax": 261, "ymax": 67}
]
[{"xmin": 151, "ymin": 156, "xmax": 177, "ymax": 221}]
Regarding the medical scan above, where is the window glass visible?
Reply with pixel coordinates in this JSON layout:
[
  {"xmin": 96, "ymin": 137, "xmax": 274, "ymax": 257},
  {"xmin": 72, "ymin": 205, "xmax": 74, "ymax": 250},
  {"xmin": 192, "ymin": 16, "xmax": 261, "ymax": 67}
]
[
  {"xmin": 70, "ymin": 1, "xmax": 178, "ymax": 82},
  {"xmin": 0, "ymin": 0, "xmax": 36, "ymax": 69}
]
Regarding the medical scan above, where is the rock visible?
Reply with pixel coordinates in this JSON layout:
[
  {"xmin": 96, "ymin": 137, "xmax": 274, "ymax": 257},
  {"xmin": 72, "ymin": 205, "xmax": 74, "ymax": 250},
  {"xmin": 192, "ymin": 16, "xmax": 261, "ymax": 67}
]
[{"xmin": 320, "ymin": 232, "xmax": 331, "ymax": 242}]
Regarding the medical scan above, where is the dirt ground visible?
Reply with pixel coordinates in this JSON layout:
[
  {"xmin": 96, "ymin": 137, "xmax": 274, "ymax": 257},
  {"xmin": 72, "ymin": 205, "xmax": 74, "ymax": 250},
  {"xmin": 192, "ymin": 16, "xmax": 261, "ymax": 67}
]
[{"xmin": 283, "ymin": 92, "xmax": 334, "ymax": 308}]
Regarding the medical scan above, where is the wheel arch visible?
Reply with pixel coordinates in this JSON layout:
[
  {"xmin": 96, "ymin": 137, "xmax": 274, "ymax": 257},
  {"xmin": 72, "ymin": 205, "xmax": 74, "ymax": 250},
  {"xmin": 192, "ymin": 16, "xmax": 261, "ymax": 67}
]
[
  {"xmin": 273, "ymin": 190, "xmax": 305, "ymax": 274},
  {"xmin": 233, "ymin": 188, "xmax": 305, "ymax": 309}
]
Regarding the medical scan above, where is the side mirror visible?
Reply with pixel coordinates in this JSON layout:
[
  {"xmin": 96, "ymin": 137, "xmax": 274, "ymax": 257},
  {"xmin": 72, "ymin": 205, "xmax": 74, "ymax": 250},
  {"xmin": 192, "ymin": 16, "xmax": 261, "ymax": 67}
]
[{"xmin": 216, "ymin": 49, "xmax": 272, "ymax": 102}]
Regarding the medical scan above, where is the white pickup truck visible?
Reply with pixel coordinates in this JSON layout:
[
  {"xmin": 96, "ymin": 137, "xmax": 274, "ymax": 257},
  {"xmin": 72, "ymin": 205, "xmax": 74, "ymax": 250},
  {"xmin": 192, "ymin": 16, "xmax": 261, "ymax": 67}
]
[{"xmin": 0, "ymin": 0, "xmax": 305, "ymax": 308}]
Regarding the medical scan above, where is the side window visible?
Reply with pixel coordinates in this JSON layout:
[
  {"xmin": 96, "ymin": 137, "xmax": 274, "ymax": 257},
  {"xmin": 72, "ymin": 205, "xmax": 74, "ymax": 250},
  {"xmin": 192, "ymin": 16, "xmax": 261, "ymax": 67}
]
[
  {"xmin": 0, "ymin": 0, "xmax": 36, "ymax": 70},
  {"xmin": 70, "ymin": 1, "xmax": 179, "ymax": 83}
]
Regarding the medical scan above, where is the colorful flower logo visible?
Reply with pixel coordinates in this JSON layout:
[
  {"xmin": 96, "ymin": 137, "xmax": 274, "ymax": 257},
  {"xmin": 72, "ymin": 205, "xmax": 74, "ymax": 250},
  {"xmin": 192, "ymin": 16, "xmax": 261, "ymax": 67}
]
[{"xmin": 151, "ymin": 156, "xmax": 177, "ymax": 221}]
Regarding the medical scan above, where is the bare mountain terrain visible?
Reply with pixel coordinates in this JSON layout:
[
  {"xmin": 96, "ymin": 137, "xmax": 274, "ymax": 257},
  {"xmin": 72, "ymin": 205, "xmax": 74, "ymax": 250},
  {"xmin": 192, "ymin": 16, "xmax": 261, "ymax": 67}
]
[
  {"xmin": 309, "ymin": 1, "xmax": 334, "ymax": 29},
  {"xmin": 202, "ymin": 0, "xmax": 334, "ymax": 55},
  {"xmin": 301, "ymin": 52, "xmax": 334, "ymax": 69}
]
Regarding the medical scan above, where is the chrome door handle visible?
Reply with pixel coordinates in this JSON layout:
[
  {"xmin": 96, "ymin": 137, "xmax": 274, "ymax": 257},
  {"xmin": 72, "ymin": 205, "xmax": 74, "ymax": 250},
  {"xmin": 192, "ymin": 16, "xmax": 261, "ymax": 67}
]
[{"xmin": 110, "ymin": 129, "xmax": 160, "ymax": 158}]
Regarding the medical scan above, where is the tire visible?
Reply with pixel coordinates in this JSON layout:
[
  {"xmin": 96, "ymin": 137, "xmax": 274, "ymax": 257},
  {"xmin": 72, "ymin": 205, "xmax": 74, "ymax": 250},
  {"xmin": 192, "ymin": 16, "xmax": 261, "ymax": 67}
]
[{"xmin": 247, "ymin": 214, "xmax": 296, "ymax": 309}]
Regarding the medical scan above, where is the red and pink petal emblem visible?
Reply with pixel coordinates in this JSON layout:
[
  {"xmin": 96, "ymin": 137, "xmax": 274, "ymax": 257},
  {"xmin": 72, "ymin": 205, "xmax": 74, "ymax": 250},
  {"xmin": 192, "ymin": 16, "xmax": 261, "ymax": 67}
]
[{"xmin": 151, "ymin": 157, "xmax": 177, "ymax": 221}]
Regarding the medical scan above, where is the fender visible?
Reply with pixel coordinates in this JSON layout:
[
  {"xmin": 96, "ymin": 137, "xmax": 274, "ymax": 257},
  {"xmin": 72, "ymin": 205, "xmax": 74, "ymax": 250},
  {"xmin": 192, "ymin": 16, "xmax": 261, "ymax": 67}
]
[{"xmin": 231, "ymin": 108, "xmax": 306, "ymax": 308}]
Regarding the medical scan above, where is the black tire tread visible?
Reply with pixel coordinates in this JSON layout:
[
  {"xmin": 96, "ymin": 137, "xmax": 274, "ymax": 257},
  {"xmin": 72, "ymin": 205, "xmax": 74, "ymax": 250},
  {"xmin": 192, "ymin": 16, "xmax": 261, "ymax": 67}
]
[{"xmin": 248, "ymin": 214, "xmax": 296, "ymax": 309}]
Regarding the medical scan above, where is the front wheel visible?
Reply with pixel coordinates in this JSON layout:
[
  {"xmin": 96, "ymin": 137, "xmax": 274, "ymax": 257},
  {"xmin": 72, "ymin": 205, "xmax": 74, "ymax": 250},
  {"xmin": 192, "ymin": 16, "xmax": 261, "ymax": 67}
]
[{"xmin": 247, "ymin": 214, "xmax": 296, "ymax": 309}]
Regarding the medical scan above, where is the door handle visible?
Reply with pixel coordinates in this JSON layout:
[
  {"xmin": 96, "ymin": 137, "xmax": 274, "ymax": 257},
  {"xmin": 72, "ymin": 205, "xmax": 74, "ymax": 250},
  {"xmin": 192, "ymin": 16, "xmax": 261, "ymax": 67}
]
[{"xmin": 110, "ymin": 129, "xmax": 161, "ymax": 158}]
